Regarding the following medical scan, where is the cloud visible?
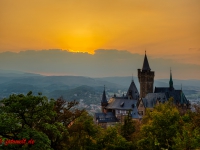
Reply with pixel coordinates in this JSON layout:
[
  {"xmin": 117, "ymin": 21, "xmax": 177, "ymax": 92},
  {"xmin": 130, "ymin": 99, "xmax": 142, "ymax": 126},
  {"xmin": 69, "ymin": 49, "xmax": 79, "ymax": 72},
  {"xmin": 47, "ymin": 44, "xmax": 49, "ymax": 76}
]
[{"xmin": 0, "ymin": 49, "xmax": 199, "ymax": 79}]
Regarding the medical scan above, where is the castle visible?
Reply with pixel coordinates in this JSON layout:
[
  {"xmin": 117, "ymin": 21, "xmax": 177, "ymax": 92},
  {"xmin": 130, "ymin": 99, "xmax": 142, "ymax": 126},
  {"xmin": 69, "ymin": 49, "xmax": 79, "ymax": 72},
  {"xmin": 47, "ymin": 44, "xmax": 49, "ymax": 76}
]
[{"xmin": 94, "ymin": 52, "xmax": 190, "ymax": 128}]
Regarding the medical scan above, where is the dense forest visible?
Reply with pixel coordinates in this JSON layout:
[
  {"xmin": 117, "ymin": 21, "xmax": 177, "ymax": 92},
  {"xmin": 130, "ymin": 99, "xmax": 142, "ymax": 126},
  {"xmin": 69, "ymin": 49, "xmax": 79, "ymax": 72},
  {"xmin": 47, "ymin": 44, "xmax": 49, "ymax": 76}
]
[{"xmin": 0, "ymin": 92, "xmax": 200, "ymax": 150}]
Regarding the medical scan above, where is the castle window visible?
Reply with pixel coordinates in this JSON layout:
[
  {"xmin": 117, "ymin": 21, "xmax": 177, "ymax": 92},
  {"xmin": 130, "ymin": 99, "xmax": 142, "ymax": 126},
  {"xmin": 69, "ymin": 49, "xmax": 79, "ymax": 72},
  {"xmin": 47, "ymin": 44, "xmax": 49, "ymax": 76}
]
[
  {"xmin": 139, "ymin": 111, "xmax": 143, "ymax": 115},
  {"xmin": 121, "ymin": 110, "xmax": 125, "ymax": 114}
]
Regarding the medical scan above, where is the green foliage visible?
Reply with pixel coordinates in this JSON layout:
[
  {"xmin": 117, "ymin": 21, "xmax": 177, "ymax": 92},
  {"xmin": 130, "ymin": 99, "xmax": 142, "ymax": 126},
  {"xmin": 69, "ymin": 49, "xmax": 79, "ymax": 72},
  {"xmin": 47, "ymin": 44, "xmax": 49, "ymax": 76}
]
[
  {"xmin": 172, "ymin": 104, "xmax": 200, "ymax": 150},
  {"xmin": 67, "ymin": 111, "xmax": 100, "ymax": 150},
  {"xmin": 1, "ymin": 92, "xmax": 200, "ymax": 150},
  {"xmin": 137, "ymin": 98, "xmax": 180, "ymax": 150},
  {"xmin": 96, "ymin": 126, "xmax": 133, "ymax": 150},
  {"xmin": 121, "ymin": 110, "xmax": 135, "ymax": 141},
  {"xmin": 137, "ymin": 98, "xmax": 200, "ymax": 150},
  {"xmin": 0, "ymin": 92, "xmax": 54, "ymax": 149},
  {"xmin": 0, "ymin": 92, "xmax": 85, "ymax": 150}
]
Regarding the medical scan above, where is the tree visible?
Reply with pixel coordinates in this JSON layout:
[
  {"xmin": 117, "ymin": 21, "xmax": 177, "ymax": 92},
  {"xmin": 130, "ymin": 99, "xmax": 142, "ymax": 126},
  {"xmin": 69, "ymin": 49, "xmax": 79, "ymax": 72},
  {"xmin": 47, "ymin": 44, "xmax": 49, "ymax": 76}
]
[
  {"xmin": 0, "ymin": 91, "xmax": 54, "ymax": 149},
  {"xmin": 137, "ymin": 98, "xmax": 181, "ymax": 150},
  {"xmin": 172, "ymin": 104, "xmax": 200, "ymax": 150},
  {"xmin": 121, "ymin": 110, "xmax": 135, "ymax": 141},
  {"xmin": 39, "ymin": 97, "xmax": 85, "ymax": 150},
  {"xmin": 67, "ymin": 111, "xmax": 100, "ymax": 150},
  {"xmin": 137, "ymin": 98, "xmax": 200, "ymax": 150},
  {"xmin": 96, "ymin": 126, "xmax": 133, "ymax": 150},
  {"xmin": 0, "ymin": 92, "xmax": 85, "ymax": 150}
]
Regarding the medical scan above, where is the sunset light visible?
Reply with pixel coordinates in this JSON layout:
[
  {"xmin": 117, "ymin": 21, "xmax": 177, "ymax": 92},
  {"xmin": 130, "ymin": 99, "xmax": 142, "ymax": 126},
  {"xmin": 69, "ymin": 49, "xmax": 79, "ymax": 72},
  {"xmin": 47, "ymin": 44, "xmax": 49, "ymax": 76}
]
[{"xmin": 0, "ymin": 0, "xmax": 199, "ymax": 76}]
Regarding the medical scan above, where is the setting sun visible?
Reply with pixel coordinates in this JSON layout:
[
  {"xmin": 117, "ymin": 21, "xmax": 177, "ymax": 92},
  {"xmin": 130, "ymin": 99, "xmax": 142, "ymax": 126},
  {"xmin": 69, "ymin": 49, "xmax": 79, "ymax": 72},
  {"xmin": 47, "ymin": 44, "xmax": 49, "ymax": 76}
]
[
  {"xmin": 0, "ymin": 0, "xmax": 199, "ymax": 64},
  {"xmin": 58, "ymin": 28, "xmax": 107, "ymax": 53}
]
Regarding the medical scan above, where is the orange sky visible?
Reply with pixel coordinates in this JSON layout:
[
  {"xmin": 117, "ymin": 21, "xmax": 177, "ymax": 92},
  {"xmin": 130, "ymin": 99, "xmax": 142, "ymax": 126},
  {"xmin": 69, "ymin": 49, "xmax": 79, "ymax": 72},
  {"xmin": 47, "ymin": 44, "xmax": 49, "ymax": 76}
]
[{"xmin": 0, "ymin": 0, "xmax": 200, "ymax": 65}]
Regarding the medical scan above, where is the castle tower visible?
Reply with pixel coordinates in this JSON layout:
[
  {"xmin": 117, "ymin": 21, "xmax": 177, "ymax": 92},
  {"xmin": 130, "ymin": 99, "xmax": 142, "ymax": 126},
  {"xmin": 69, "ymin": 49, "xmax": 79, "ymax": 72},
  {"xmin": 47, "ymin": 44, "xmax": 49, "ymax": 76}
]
[
  {"xmin": 169, "ymin": 69, "xmax": 174, "ymax": 91},
  {"xmin": 138, "ymin": 51, "xmax": 154, "ymax": 98},
  {"xmin": 101, "ymin": 85, "xmax": 108, "ymax": 113}
]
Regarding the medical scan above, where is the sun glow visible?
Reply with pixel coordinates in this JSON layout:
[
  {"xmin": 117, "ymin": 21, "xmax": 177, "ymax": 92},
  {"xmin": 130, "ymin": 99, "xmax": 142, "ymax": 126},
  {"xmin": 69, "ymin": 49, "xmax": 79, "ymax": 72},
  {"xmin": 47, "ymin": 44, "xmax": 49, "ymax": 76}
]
[
  {"xmin": 58, "ymin": 29, "xmax": 107, "ymax": 54},
  {"xmin": 0, "ymin": 0, "xmax": 199, "ymax": 65}
]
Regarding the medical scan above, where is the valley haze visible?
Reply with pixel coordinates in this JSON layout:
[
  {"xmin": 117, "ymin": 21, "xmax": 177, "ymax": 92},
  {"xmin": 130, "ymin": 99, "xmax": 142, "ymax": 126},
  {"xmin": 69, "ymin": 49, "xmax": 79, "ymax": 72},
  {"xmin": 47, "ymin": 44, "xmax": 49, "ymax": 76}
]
[{"xmin": 0, "ymin": 70, "xmax": 199, "ymax": 100}]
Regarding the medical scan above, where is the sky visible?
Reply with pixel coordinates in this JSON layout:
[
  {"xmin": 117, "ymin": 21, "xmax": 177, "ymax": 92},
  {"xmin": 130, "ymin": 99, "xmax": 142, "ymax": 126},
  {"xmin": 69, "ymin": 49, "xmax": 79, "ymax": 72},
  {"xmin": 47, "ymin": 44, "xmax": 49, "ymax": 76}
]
[{"xmin": 0, "ymin": 0, "xmax": 200, "ymax": 78}]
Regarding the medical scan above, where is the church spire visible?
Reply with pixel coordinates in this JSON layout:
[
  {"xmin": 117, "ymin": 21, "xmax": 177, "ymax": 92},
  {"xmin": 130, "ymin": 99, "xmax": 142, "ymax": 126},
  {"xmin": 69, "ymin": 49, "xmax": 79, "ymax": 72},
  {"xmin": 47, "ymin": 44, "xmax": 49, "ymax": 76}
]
[
  {"xmin": 101, "ymin": 85, "xmax": 107, "ymax": 104},
  {"xmin": 101, "ymin": 85, "xmax": 108, "ymax": 113},
  {"xmin": 169, "ymin": 68, "xmax": 174, "ymax": 90},
  {"xmin": 142, "ymin": 51, "xmax": 151, "ymax": 71}
]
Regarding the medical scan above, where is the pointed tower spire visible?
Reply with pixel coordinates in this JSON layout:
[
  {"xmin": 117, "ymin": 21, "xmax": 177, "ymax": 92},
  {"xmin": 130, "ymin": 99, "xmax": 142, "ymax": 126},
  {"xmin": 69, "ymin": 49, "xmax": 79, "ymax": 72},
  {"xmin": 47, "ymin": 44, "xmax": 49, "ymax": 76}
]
[
  {"xmin": 142, "ymin": 51, "xmax": 151, "ymax": 71},
  {"xmin": 169, "ymin": 68, "xmax": 174, "ymax": 90},
  {"xmin": 101, "ymin": 85, "xmax": 108, "ymax": 113},
  {"xmin": 101, "ymin": 85, "xmax": 107, "ymax": 103}
]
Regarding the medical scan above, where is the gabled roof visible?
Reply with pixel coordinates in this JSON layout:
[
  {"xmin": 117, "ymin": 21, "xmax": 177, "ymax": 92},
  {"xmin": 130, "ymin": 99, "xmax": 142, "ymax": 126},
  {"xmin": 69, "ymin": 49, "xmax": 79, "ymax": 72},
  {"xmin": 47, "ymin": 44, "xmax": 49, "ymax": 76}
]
[
  {"xmin": 106, "ymin": 98, "xmax": 141, "ymax": 119},
  {"xmin": 144, "ymin": 90, "xmax": 189, "ymax": 108},
  {"xmin": 165, "ymin": 90, "xmax": 189, "ymax": 105},
  {"xmin": 143, "ymin": 93, "xmax": 167, "ymax": 108},
  {"xmin": 142, "ymin": 52, "xmax": 151, "ymax": 71},
  {"xmin": 126, "ymin": 80, "xmax": 139, "ymax": 99},
  {"xmin": 106, "ymin": 98, "xmax": 138, "ymax": 110},
  {"xmin": 95, "ymin": 112, "xmax": 118, "ymax": 123}
]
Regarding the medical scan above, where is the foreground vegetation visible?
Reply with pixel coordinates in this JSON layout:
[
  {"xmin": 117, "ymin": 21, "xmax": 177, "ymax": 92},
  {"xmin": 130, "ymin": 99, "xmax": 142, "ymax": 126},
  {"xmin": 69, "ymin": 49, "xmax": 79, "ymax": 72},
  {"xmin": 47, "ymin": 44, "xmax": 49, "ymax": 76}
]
[{"xmin": 0, "ymin": 92, "xmax": 200, "ymax": 150}]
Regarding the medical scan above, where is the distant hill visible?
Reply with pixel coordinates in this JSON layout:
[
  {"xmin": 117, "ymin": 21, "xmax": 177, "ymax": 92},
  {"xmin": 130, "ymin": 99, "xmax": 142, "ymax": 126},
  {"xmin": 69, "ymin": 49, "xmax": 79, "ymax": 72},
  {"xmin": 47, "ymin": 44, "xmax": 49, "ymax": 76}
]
[
  {"xmin": 96, "ymin": 76, "xmax": 200, "ymax": 101},
  {"xmin": 0, "ymin": 72, "xmax": 199, "ymax": 103},
  {"xmin": 96, "ymin": 76, "xmax": 200, "ymax": 91},
  {"xmin": 0, "ymin": 72, "xmax": 126, "ymax": 100},
  {"xmin": 48, "ymin": 85, "xmax": 103, "ymax": 105},
  {"xmin": 0, "ymin": 69, "xmax": 42, "ymax": 77}
]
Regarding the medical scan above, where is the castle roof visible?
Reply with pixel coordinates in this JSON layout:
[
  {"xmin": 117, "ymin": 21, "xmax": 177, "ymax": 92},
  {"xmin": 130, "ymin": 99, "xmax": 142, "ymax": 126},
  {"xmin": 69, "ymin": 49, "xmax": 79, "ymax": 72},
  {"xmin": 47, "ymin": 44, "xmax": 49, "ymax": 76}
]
[
  {"xmin": 153, "ymin": 70, "xmax": 189, "ymax": 105},
  {"xmin": 126, "ymin": 80, "xmax": 139, "ymax": 99},
  {"xmin": 154, "ymin": 87, "xmax": 170, "ymax": 93},
  {"xmin": 106, "ymin": 98, "xmax": 138, "ymax": 110},
  {"xmin": 142, "ymin": 93, "xmax": 167, "ymax": 108},
  {"xmin": 142, "ymin": 51, "xmax": 151, "ymax": 71},
  {"xmin": 107, "ymin": 98, "xmax": 141, "ymax": 119},
  {"xmin": 95, "ymin": 112, "xmax": 118, "ymax": 123},
  {"xmin": 143, "ymin": 89, "xmax": 189, "ymax": 108},
  {"xmin": 165, "ymin": 90, "xmax": 189, "ymax": 105}
]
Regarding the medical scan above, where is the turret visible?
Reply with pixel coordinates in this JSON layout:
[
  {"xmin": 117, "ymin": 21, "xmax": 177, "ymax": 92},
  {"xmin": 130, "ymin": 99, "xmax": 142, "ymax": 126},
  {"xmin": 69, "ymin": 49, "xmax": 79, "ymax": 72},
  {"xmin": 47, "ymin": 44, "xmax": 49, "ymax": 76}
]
[
  {"xmin": 169, "ymin": 69, "xmax": 174, "ymax": 91},
  {"xmin": 126, "ymin": 78, "xmax": 139, "ymax": 100},
  {"xmin": 101, "ymin": 85, "xmax": 108, "ymax": 113}
]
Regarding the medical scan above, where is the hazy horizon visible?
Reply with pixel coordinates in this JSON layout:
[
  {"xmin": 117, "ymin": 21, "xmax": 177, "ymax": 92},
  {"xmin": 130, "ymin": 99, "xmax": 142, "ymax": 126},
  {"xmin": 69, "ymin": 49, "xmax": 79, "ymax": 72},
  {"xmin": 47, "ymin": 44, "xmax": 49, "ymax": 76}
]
[{"xmin": 0, "ymin": 49, "xmax": 199, "ymax": 80}]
